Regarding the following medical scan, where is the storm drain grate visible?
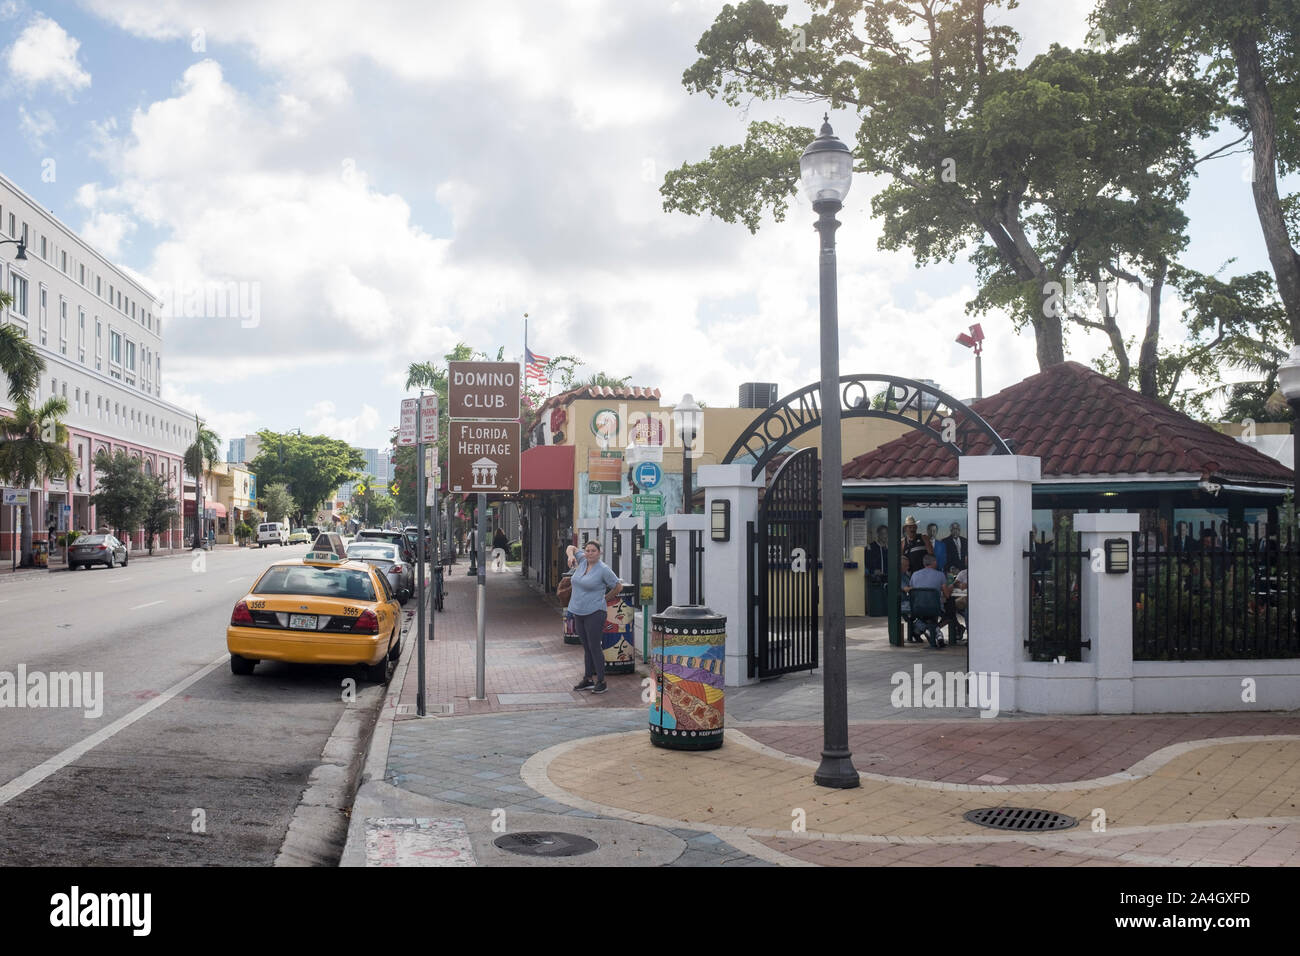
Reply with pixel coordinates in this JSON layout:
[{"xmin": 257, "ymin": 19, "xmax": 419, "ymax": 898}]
[
  {"xmin": 493, "ymin": 831, "xmax": 598, "ymax": 857},
  {"xmin": 963, "ymin": 807, "xmax": 1078, "ymax": 832}
]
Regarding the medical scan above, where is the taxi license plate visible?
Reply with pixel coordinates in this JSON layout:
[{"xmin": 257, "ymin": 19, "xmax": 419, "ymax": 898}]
[{"xmin": 289, "ymin": 614, "xmax": 318, "ymax": 630}]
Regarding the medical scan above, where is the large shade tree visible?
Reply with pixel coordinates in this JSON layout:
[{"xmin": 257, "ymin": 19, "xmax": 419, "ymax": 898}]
[
  {"xmin": 1097, "ymin": 0, "xmax": 1300, "ymax": 341},
  {"xmin": 660, "ymin": 0, "xmax": 1239, "ymax": 392},
  {"xmin": 249, "ymin": 431, "xmax": 364, "ymax": 523},
  {"xmin": 0, "ymin": 396, "xmax": 75, "ymax": 563}
]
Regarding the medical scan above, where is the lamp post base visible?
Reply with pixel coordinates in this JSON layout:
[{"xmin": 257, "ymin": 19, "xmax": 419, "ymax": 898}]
[{"xmin": 814, "ymin": 751, "xmax": 861, "ymax": 789}]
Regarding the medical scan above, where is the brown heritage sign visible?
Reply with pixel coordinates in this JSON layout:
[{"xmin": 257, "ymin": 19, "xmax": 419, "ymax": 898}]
[
  {"xmin": 448, "ymin": 361, "xmax": 521, "ymax": 420},
  {"xmin": 448, "ymin": 421, "xmax": 520, "ymax": 494}
]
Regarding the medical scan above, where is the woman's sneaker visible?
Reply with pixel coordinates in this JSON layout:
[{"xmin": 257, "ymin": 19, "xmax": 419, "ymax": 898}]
[
  {"xmin": 591, "ymin": 681, "xmax": 608, "ymax": 694},
  {"xmin": 573, "ymin": 677, "xmax": 595, "ymax": 691}
]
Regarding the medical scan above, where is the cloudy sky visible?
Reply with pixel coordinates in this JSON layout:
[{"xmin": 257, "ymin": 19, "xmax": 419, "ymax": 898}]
[{"xmin": 0, "ymin": 0, "xmax": 1290, "ymax": 452}]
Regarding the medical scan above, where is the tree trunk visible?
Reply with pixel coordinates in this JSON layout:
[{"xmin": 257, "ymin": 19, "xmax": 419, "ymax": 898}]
[
  {"xmin": 19, "ymin": 502, "xmax": 32, "ymax": 565},
  {"xmin": 1232, "ymin": 27, "xmax": 1300, "ymax": 341},
  {"xmin": 1137, "ymin": 258, "xmax": 1167, "ymax": 398}
]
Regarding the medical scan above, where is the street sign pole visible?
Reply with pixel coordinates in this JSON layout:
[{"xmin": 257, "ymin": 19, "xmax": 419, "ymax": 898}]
[
  {"xmin": 473, "ymin": 492, "xmax": 487, "ymax": 701},
  {"xmin": 415, "ymin": 401, "xmax": 426, "ymax": 717}
]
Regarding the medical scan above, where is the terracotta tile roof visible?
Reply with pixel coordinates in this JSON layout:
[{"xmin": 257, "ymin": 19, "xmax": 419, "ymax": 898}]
[
  {"xmin": 843, "ymin": 362, "xmax": 1293, "ymax": 485},
  {"xmin": 536, "ymin": 385, "xmax": 661, "ymax": 418}
]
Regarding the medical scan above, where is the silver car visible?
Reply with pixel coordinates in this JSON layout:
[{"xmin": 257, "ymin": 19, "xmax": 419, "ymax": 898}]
[
  {"xmin": 345, "ymin": 540, "xmax": 411, "ymax": 604},
  {"xmin": 69, "ymin": 534, "xmax": 128, "ymax": 569}
]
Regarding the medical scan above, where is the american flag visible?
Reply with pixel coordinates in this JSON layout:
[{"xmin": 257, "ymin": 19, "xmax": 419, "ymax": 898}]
[{"xmin": 525, "ymin": 347, "xmax": 550, "ymax": 385}]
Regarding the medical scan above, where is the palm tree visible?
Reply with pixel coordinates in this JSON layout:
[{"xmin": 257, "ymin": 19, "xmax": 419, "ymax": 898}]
[
  {"xmin": 1, "ymin": 322, "xmax": 43, "ymax": 403},
  {"xmin": 183, "ymin": 416, "xmax": 221, "ymax": 548},
  {"xmin": 0, "ymin": 396, "xmax": 75, "ymax": 564}
]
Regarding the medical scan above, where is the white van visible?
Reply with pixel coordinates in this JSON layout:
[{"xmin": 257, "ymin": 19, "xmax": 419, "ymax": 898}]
[{"xmin": 257, "ymin": 522, "xmax": 289, "ymax": 548}]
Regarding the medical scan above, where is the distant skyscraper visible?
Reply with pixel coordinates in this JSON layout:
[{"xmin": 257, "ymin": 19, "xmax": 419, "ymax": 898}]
[{"xmin": 228, "ymin": 438, "xmax": 245, "ymax": 463}]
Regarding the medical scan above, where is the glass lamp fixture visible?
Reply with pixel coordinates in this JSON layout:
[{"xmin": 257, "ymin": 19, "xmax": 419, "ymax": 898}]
[
  {"xmin": 799, "ymin": 115, "xmax": 854, "ymax": 205},
  {"xmin": 1278, "ymin": 344, "xmax": 1300, "ymax": 402}
]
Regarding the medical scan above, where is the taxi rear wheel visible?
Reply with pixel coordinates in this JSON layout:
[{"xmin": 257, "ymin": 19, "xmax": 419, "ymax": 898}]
[
  {"xmin": 230, "ymin": 653, "xmax": 256, "ymax": 675},
  {"xmin": 365, "ymin": 631, "xmax": 398, "ymax": 683}
]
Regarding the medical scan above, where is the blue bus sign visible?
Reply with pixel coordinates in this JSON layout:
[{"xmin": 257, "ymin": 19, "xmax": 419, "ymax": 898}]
[{"xmin": 633, "ymin": 461, "xmax": 662, "ymax": 490}]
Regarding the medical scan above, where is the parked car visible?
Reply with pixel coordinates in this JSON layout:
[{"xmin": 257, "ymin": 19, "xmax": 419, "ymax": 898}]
[
  {"xmin": 354, "ymin": 528, "xmax": 416, "ymax": 566},
  {"xmin": 306, "ymin": 526, "xmax": 321, "ymax": 540},
  {"xmin": 346, "ymin": 540, "xmax": 412, "ymax": 604},
  {"xmin": 226, "ymin": 543, "xmax": 402, "ymax": 682},
  {"xmin": 257, "ymin": 522, "xmax": 289, "ymax": 548},
  {"xmin": 287, "ymin": 528, "xmax": 311, "ymax": 545},
  {"xmin": 68, "ymin": 534, "xmax": 128, "ymax": 570}
]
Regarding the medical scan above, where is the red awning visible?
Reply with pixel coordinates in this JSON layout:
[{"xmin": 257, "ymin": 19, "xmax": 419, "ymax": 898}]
[
  {"xmin": 521, "ymin": 445, "xmax": 575, "ymax": 490},
  {"xmin": 183, "ymin": 501, "xmax": 228, "ymax": 517},
  {"xmin": 210, "ymin": 502, "xmax": 228, "ymax": 518}
]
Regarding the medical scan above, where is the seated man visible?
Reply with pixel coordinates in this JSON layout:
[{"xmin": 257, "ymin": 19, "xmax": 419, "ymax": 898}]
[{"xmin": 907, "ymin": 554, "xmax": 951, "ymax": 647}]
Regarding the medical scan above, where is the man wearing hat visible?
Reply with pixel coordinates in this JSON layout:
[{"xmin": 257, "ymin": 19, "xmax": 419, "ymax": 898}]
[{"xmin": 901, "ymin": 516, "xmax": 930, "ymax": 574}]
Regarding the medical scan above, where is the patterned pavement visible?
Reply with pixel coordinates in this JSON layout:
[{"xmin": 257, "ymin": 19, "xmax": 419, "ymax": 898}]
[{"xmin": 352, "ymin": 566, "xmax": 1300, "ymax": 867}]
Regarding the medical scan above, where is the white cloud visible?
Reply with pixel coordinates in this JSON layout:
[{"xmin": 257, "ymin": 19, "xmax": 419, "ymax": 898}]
[
  {"xmin": 17, "ymin": 103, "xmax": 54, "ymax": 149},
  {"xmin": 161, "ymin": 383, "xmax": 257, "ymax": 449},
  {"xmin": 304, "ymin": 401, "xmax": 383, "ymax": 445},
  {"xmin": 5, "ymin": 14, "xmax": 91, "ymax": 95}
]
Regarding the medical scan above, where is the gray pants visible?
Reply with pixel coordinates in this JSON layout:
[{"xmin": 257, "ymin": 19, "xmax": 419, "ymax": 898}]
[{"xmin": 575, "ymin": 610, "xmax": 607, "ymax": 683}]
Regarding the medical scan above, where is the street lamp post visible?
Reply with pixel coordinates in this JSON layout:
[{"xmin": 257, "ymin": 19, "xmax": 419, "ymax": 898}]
[
  {"xmin": 673, "ymin": 394, "xmax": 702, "ymax": 515},
  {"xmin": 800, "ymin": 116, "xmax": 859, "ymax": 789},
  {"xmin": 1276, "ymin": 345, "xmax": 1300, "ymax": 535}
]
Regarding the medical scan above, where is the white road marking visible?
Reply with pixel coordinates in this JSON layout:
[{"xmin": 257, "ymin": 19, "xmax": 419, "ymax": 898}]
[
  {"xmin": 0, "ymin": 654, "xmax": 228, "ymax": 808},
  {"xmin": 129, "ymin": 600, "xmax": 165, "ymax": 610},
  {"xmin": 227, "ymin": 577, "xmax": 246, "ymax": 583}
]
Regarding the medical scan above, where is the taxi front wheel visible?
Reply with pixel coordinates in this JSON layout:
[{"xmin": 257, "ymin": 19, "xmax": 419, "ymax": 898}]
[{"xmin": 230, "ymin": 654, "xmax": 256, "ymax": 675}]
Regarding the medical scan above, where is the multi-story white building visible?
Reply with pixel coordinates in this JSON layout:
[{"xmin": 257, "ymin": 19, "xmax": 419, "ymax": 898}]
[{"xmin": 0, "ymin": 171, "xmax": 199, "ymax": 558}]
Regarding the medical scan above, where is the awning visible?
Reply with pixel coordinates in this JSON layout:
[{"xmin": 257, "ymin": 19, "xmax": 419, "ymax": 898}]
[
  {"xmin": 521, "ymin": 444, "xmax": 575, "ymax": 490},
  {"xmin": 183, "ymin": 501, "xmax": 228, "ymax": 517}
]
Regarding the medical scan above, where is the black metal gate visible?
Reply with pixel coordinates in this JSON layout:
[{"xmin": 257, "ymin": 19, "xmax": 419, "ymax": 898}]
[
  {"xmin": 655, "ymin": 526, "xmax": 673, "ymax": 612},
  {"xmin": 749, "ymin": 446, "xmax": 819, "ymax": 678}
]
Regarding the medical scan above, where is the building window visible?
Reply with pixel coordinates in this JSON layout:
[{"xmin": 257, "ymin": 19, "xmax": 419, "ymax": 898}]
[
  {"xmin": 40, "ymin": 236, "xmax": 47, "ymax": 259},
  {"xmin": 61, "ymin": 250, "xmax": 67, "ymax": 272},
  {"xmin": 110, "ymin": 329, "xmax": 122, "ymax": 365},
  {"xmin": 126, "ymin": 340, "xmax": 135, "ymax": 371},
  {"xmin": 21, "ymin": 223, "xmax": 27, "ymax": 244},
  {"xmin": 38, "ymin": 286, "xmax": 46, "ymax": 343},
  {"xmin": 79, "ymin": 264, "xmax": 85, "ymax": 285},
  {"xmin": 7, "ymin": 213, "xmax": 13, "ymax": 237},
  {"xmin": 96, "ymin": 276, "xmax": 101, "ymax": 296},
  {"xmin": 59, "ymin": 298, "xmax": 67, "ymax": 353},
  {"xmin": 9, "ymin": 273, "xmax": 27, "ymax": 317}
]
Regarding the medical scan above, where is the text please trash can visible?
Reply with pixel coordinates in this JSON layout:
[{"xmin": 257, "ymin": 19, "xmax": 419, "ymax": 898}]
[
  {"xmin": 602, "ymin": 583, "xmax": 636, "ymax": 674},
  {"xmin": 649, "ymin": 605, "xmax": 725, "ymax": 750}
]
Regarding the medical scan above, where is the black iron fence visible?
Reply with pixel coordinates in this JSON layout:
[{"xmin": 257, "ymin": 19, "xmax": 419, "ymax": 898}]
[
  {"xmin": 1133, "ymin": 522, "xmax": 1300, "ymax": 660},
  {"xmin": 1023, "ymin": 530, "xmax": 1089, "ymax": 662}
]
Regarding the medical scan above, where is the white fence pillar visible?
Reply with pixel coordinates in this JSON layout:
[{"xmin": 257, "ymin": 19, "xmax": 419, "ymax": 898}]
[
  {"xmin": 611, "ymin": 514, "xmax": 638, "ymax": 582},
  {"xmin": 959, "ymin": 455, "xmax": 1040, "ymax": 714},
  {"xmin": 665, "ymin": 513, "xmax": 708, "ymax": 605},
  {"xmin": 1076, "ymin": 512, "xmax": 1138, "ymax": 714},
  {"xmin": 698, "ymin": 463, "xmax": 764, "ymax": 687}
]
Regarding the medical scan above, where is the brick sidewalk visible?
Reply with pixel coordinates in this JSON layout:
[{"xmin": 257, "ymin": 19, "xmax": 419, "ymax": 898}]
[
  {"xmin": 394, "ymin": 566, "xmax": 647, "ymax": 718},
  {"xmin": 362, "ymin": 564, "xmax": 1300, "ymax": 867}
]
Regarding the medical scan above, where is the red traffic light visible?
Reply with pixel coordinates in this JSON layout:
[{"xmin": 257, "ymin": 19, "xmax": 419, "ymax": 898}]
[
  {"xmin": 969, "ymin": 323, "xmax": 984, "ymax": 342},
  {"xmin": 955, "ymin": 332, "xmax": 976, "ymax": 348}
]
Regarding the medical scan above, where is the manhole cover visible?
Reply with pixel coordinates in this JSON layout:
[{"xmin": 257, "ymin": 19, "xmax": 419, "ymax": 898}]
[
  {"xmin": 493, "ymin": 831, "xmax": 598, "ymax": 857},
  {"xmin": 963, "ymin": 807, "xmax": 1078, "ymax": 832}
]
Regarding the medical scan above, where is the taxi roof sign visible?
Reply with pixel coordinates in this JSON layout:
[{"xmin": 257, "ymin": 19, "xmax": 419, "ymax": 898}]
[{"xmin": 305, "ymin": 531, "xmax": 348, "ymax": 565}]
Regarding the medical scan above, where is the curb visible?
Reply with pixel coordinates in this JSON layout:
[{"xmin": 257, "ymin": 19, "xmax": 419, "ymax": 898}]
[{"xmin": 275, "ymin": 601, "xmax": 421, "ymax": 867}]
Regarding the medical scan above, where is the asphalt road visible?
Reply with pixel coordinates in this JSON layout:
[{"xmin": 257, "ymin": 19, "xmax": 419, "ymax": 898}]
[{"xmin": 0, "ymin": 544, "xmax": 406, "ymax": 866}]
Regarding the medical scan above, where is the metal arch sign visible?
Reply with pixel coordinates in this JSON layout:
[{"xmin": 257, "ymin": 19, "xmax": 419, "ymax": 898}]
[{"xmin": 721, "ymin": 373, "xmax": 1012, "ymax": 479}]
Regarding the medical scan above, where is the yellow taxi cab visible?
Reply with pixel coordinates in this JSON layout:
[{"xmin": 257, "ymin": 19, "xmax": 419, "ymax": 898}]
[{"xmin": 226, "ymin": 533, "xmax": 402, "ymax": 682}]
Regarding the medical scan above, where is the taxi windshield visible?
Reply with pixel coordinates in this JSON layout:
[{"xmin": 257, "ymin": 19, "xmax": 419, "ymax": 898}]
[{"xmin": 253, "ymin": 565, "xmax": 376, "ymax": 601}]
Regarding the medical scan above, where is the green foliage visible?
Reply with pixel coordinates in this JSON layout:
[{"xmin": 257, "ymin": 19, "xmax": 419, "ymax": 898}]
[
  {"xmin": 249, "ymin": 431, "xmax": 364, "ymax": 519},
  {"xmin": 90, "ymin": 449, "xmax": 146, "ymax": 537},
  {"xmin": 662, "ymin": 0, "xmax": 1239, "ymax": 383},
  {"xmin": 0, "ymin": 318, "xmax": 43, "ymax": 403},
  {"xmin": 509, "ymin": 540, "xmax": 522, "ymax": 561},
  {"xmin": 139, "ymin": 476, "xmax": 178, "ymax": 554},
  {"xmin": 260, "ymin": 482, "xmax": 296, "ymax": 525},
  {"xmin": 235, "ymin": 521, "xmax": 255, "ymax": 544},
  {"xmin": 1134, "ymin": 548, "xmax": 1300, "ymax": 660}
]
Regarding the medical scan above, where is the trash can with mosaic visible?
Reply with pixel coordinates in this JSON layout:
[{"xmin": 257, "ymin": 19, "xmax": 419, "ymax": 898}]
[{"xmin": 648, "ymin": 605, "xmax": 725, "ymax": 750}]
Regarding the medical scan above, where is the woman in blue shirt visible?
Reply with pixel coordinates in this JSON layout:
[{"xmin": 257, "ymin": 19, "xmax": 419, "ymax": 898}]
[{"xmin": 567, "ymin": 541, "xmax": 623, "ymax": 694}]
